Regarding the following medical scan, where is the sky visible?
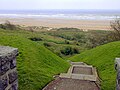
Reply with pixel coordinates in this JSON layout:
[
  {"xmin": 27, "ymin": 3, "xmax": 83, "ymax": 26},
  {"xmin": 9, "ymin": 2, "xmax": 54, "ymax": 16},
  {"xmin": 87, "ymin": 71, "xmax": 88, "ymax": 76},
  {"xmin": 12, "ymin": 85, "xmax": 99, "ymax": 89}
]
[{"xmin": 0, "ymin": 0, "xmax": 120, "ymax": 10}]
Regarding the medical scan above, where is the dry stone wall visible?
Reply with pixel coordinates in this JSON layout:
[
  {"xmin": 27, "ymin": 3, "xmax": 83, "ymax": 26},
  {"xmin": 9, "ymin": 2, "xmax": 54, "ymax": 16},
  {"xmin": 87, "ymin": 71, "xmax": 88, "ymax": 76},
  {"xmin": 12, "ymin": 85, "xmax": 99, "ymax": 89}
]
[{"xmin": 0, "ymin": 46, "xmax": 18, "ymax": 90}]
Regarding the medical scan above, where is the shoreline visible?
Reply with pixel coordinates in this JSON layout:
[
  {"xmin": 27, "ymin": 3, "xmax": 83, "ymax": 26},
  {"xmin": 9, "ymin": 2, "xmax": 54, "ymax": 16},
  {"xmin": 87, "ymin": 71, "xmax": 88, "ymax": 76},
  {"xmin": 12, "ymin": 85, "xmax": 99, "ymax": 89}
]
[{"xmin": 0, "ymin": 17, "xmax": 112, "ymax": 30}]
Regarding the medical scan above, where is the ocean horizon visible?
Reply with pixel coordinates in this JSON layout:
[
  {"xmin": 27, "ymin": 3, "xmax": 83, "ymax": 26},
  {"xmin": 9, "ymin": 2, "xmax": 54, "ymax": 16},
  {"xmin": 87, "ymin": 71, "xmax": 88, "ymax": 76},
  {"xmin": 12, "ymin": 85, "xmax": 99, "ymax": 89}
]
[{"xmin": 0, "ymin": 9, "xmax": 120, "ymax": 20}]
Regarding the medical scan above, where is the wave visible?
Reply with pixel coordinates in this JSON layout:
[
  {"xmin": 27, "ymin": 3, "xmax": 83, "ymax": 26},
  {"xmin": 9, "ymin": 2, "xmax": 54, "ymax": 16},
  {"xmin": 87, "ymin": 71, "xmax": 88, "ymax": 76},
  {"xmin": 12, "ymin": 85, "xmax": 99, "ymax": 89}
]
[{"xmin": 0, "ymin": 13, "xmax": 119, "ymax": 20}]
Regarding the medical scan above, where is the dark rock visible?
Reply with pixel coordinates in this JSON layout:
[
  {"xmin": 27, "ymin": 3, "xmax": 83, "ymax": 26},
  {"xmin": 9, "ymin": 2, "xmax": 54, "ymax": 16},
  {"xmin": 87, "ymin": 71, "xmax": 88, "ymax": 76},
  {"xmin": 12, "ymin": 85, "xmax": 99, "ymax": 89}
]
[
  {"xmin": 8, "ymin": 87, "xmax": 12, "ymax": 90},
  {"xmin": 0, "ymin": 62, "xmax": 10, "ymax": 75},
  {"xmin": 0, "ymin": 67, "xmax": 1, "ymax": 76},
  {"xmin": 8, "ymin": 81, "xmax": 18, "ymax": 90},
  {"xmin": 0, "ymin": 75, "xmax": 8, "ymax": 90},
  {"xmin": 10, "ymin": 58, "xmax": 16, "ymax": 69},
  {"xmin": 8, "ymin": 71, "xmax": 18, "ymax": 84},
  {"xmin": 0, "ymin": 57, "xmax": 1, "ymax": 67},
  {"xmin": 12, "ymin": 81, "xmax": 18, "ymax": 90},
  {"xmin": 1, "ymin": 56, "xmax": 9, "ymax": 66}
]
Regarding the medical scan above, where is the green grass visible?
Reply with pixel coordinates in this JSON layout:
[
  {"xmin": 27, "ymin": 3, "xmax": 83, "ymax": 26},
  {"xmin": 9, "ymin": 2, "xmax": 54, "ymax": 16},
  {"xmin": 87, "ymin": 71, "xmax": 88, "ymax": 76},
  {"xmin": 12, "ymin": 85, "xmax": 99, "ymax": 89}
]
[
  {"xmin": 0, "ymin": 29, "xmax": 70, "ymax": 90},
  {"xmin": 69, "ymin": 41, "xmax": 120, "ymax": 90},
  {"xmin": 0, "ymin": 28, "xmax": 118, "ymax": 90}
]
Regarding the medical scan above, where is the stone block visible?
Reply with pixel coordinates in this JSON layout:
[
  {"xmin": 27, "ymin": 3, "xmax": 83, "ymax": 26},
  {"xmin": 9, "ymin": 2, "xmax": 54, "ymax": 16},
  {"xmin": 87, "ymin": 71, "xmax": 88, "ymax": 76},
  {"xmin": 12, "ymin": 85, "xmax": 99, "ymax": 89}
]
[
  {"xmin": 8, "ymin": 80, "xmax": 18, "ymax": 90},
  {"xmin": 0, "ymin": 75, "xmax": 8, "ymax": 90},
  {"xmin": 10, "ymin": 58, "xmax": 16, "ymax": 69},
  {"xmin": 12, "ymin": 80, "xmax": 18, "ymax": 90},
  {"xmin": 8, "ymin": 71, "xmax": 18, "ymax": 84},
  {"xmin": 0, "ymin": 56, "xmax": 9, "ymax": 66},
  {"xmin": 0, "ymin": 62, "xmax": 10, "ymax": 75}
]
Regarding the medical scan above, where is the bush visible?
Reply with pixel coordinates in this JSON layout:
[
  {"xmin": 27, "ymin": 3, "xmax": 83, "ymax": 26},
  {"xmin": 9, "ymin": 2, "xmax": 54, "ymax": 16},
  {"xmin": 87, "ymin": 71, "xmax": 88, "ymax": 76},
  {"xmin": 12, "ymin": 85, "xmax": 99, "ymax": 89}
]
[
  {"xmin": 61, "ymin": 47, "xmax": 80, "ymax": 56},
  {"xmin": 110, "ymin": 19, "xmax": 120, "ymax": 40},
  {"xmin": 73, "ymin": 47, "xmax": 80, "ymax": 54},
  {"xmin": 44, "ymin": 42, "xmax": 52, "ymax": 47},
  {"xmin": 57, "ymin": 27, "xmax": 80, "ymax": 31},
  {"xmin": 85, "ymin": 31, "xmax": 110, "ymax": 48},
  {"xmin": 0, "ymin": 21, "xmax": 17, "ymax": 30},
  {"xmin": 65, "ymin": 40, "xmax": 70, "ymax": 44},
  {"xmin": 29, "ymin": 37, "xmax": 42, "ymax": 41},
  {"xmin": 0, "ymin": 24, "xmax": 6, "ymax": 29},
  {"xmin": 61, "ymin": 47, "xmax": 73, "ymax": 55}
]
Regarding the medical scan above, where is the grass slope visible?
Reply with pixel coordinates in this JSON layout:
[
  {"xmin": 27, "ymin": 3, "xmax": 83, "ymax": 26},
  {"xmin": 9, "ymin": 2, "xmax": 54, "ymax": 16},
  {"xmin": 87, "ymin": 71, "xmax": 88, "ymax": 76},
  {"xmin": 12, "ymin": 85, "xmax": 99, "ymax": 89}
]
[
  {"xmin": 0, "ymin": 29, "xmax": 70, "ymax": 90},
  {"xmin": 69, "ymin": 41, "xmax": 120, "ymax": 90}
]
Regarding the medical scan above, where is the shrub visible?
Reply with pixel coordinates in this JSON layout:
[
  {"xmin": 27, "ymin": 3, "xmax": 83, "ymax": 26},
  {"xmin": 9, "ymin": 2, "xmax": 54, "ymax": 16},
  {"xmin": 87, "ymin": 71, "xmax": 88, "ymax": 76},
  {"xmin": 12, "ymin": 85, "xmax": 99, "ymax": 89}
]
[
  {"xmin": 60, "ymin": 47, "xmax": 80, "ymax": 56},
  {"xmin": 0, "ymin": 24, "xmax": 6, "ymax": 29},
  {"xmin": 29, "ymin": 37, "xmax": 42, "ymax": 41},
  {"xmin": 44, "ymin": 42, "xmax": 52, "ymax": 47},
  {"xmin": 73, "ymin": 47, "xmax": 80, "ymax": 54},
  {"xmin": 61, "ymin": 47, "xmax": 73, "ymax": 55},
  {"xmin": 110, "ymin": 19, "xmax": 120, "ymax": 40},
  {"xmin": 65, "ymin": 40, "xmax": 70, "ymax": 44},
  {"xmin": 57, "ymin": 27, "xmax": 80, "ymax": 31},
  {"xmin": 0, "ymin": 21, "xmax": 18, "ymax": 30}
]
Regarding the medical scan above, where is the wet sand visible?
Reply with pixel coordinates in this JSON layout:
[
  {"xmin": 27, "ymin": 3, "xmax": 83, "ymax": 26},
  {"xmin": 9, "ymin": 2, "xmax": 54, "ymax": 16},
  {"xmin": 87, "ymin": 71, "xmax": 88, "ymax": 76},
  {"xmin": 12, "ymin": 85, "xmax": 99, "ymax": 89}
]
[{"xmin": 0, "ymin": 17, "xmax": 112, "ymax": 30}]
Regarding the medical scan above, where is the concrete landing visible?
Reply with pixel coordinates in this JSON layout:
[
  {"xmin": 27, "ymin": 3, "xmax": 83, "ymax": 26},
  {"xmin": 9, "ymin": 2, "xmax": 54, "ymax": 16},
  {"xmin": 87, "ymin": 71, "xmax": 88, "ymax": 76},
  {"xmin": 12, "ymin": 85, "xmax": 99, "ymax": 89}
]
[{"xmin": 60, "ymin": 63, "xmax": 97, "ymax": 81}]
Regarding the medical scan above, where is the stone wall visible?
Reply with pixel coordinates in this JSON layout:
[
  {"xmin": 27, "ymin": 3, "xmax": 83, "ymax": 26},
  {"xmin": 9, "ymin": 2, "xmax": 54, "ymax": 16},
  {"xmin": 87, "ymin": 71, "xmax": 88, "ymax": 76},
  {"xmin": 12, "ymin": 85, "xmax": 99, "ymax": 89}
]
[{"xmin": 0, "ymin": 46, "xmax": 18, "ymax": 90}]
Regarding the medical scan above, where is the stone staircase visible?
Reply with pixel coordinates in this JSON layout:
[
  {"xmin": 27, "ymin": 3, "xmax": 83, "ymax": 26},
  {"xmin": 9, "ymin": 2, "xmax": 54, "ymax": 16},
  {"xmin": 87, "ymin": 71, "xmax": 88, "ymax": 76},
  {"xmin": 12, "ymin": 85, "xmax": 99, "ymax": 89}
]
[{"xmin": 43, "ymin": 62, "xmax": 100, "ymax": 90}]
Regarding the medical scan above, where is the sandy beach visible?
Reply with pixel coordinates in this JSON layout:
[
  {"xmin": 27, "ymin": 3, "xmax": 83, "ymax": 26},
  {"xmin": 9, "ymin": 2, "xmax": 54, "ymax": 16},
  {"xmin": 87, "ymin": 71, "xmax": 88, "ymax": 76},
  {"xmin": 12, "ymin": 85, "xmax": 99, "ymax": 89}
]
[{"xmin": 0, "ymin": 17, "xmax": 112, "ymax": 30}]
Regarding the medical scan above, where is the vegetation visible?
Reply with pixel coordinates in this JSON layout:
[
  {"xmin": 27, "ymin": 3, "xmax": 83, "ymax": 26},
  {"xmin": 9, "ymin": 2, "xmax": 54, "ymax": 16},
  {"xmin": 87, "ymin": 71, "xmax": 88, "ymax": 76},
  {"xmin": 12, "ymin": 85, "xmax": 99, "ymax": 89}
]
[
  {"xmin": 0, "ymin": 29, "xmax": 70, "ymax": 90},
  {"xmin": 0, "ymin": 22, "xmax": 112, "ymax": 58},
  {"xmin": 60, "ymin": 46, "xmax": 79, "ymax": 56},
  {"xmin": 43, "ymin": 30, "xmax": 112, "ymax": 58},
  {"xmin": 109, "ymin": 19, "xmax": 120, "ymax": 41},
  {"xmin": 46, "ymin": 30, "xmax": 111, "ymax": 48},
  {"xmin": 57, "ymin": 27, "xmax": 80, "ymax": 31},
  {"xmin": 44, "ymin": 42, "xmax": 53, "ymax": 47},
  {"xmin": 0, "ymin": 21, "xmax": 20, "ymax": 30},
  {"xmin": 0, "ymin": 21, "xmax": 119, "ymax": 90},
  {"xmin": 29, "ymin": 37, "xmax": 43, "ymax": 41}
]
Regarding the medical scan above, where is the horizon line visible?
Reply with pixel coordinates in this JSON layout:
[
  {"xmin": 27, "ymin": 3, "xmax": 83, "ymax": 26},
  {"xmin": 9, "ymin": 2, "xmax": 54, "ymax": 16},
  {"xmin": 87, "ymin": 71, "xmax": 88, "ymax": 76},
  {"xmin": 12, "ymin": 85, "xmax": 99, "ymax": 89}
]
[{"xmin": 0, "ymin": 9, "xmax": 120, "ymax": 11}]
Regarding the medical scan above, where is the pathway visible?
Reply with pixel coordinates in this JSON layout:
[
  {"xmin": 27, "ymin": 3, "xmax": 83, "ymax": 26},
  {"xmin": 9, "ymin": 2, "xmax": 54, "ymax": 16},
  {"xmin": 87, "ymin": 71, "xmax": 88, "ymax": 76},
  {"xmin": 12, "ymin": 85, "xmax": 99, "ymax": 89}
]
[{"xmin": 43, "ymin": 62, "xmax": 100, "ymax": 90}]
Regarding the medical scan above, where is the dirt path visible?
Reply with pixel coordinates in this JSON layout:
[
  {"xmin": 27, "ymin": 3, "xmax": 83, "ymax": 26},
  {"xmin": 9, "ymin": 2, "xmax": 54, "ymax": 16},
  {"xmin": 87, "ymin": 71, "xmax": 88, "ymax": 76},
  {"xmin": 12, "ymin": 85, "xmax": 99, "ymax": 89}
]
[{"xmin": 43, "ymin": 62, "xmax": 100, "ymax": 90}]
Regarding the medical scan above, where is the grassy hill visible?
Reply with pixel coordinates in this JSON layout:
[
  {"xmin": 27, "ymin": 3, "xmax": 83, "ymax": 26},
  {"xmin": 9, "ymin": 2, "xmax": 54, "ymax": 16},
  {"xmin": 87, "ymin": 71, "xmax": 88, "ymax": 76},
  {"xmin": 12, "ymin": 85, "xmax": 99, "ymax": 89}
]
[
  {"xmin": 0, "ymin": 29, "xmax": 70, "ymax": 90},
  {"xmin": 69, "ymin": 41, "xmax": 120, "ymax": 90}
]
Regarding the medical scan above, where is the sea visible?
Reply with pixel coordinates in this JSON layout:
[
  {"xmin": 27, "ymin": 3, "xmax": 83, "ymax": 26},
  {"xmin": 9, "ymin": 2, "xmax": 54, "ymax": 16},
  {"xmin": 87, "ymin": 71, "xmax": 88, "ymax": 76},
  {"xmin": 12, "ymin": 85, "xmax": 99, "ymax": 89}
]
[{"xmin": 0, "ymin": 9, "xmax": 120, "ymax": 20}]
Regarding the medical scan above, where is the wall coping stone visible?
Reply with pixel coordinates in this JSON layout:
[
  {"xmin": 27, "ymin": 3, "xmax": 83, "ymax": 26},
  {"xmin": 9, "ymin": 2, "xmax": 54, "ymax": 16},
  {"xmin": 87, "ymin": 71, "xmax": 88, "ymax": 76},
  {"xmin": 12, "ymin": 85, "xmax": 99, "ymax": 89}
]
[{"xmin": 0, "ymin": 46, "xmax": 18, "ymax": 60}]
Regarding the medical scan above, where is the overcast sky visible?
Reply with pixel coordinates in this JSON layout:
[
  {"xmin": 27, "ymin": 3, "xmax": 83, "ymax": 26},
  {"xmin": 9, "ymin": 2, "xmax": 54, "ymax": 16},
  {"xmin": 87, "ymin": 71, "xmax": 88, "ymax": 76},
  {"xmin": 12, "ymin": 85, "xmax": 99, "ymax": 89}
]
[{"xmin": 0, "ymin": 0, "xmax": 120, "ymax": 10}]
